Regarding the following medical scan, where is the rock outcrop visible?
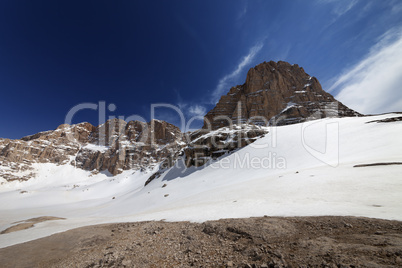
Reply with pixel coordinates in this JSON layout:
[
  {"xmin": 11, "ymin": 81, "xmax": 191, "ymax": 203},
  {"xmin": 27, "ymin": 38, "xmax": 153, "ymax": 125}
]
[
  {"xmin": 0, "ymin": 122, "xmax": 95, "ymax": 181},
  {"xmin": 184, "ymin": 124, "xmax": 268, "ymax": 167},
  {"xmin": 75, "ymin": 119, "xmax": 185, "ymax": 175},
  {"xmin": 144, "ymin": 123, "xmax": 269, "ymax": 186},
  {"xmin": 0, "ymin": 119, "xmax": 185, "ymax": 181},
  {"xmin": 204, "ymin": 61, "xmax": 361, "ymax": 130}
]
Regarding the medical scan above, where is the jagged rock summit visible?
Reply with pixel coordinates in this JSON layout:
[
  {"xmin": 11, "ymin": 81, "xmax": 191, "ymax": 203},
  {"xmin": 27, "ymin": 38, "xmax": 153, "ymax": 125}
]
[{"xmin": 204, "ymin": 61, "xmax": 360, "ymax": 130}]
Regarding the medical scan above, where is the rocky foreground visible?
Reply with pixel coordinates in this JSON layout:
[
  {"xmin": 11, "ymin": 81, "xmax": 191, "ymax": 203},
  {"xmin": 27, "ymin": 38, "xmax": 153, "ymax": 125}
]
[{"xmin": 1, "ymin": 216, "xmax": 401, "ymax": 267}]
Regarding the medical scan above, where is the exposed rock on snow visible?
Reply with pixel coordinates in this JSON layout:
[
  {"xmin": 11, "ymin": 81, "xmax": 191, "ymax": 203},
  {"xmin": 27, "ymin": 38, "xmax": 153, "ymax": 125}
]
[
  {"xmin": 184, "ymin": 124, "xmax": 268, "ymax": 167},
  {"xmin": 144, "ymin": 124, "xmax": 269, "ymax": 185},
  {"xmin": 353, "ymin": 162, "xmax": 402, "ymax": 168},
  {"xmin": 366, "ymin": 116, "xmax": 402, "ymax": 123}
]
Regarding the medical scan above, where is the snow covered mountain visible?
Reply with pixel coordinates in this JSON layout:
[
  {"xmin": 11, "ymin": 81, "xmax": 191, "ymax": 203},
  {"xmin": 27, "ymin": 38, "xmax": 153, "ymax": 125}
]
[
  {"xmin": 0, "ymin": 113, "xmax": 401, "ymax": 248},
  {"xmin": 0, "ymin": 61, "xmax": 400, "ymax": 248},
  {"xmin": 0, "ymin": 61, "xmax": 360, "ymax": 183}
]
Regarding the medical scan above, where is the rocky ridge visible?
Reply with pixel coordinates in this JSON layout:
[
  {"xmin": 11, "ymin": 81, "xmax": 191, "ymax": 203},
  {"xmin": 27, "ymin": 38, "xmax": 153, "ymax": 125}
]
[
  {"xmin": 0, "ymin": 61, "xmax": 362, "ymax": 182},
  {"xmin": 0, "ymin": 120, "xmax": 268, "ymax": 183},
  {"xmin": 204, "ymin": 61, "xmax": 360, "ymax": 130},
  {"xmin": 0, "ymin": 119, "xmax": 185, "ymax": 181}
]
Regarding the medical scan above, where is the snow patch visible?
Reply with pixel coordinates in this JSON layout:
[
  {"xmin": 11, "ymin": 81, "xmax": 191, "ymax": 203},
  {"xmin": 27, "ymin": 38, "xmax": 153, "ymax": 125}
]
[{"xmin": 82, "ymin": 144, "xmax": 109, "ymax": 152}]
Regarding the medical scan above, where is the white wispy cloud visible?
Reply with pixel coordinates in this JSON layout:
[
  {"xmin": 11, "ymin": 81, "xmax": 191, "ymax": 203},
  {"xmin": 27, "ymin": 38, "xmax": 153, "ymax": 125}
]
[
  {"xmin": 188, "ymin": 105, "xmax": 207, "ymax": 116},
  {"xmin": 211, "ymin": 42, "xmax": 264, "ymax": 104},
  {"xmin": 330, "ymin": 27, "xmax": 402, "ymax": 114},
  {"xmin": 175, "ymin": 89, "xmax": 207, "ymax": 117},
  {"xmin": 332, "ymin": 0, "xmax": 358, "ymax": 16},
  {"xmin": 316, "ymin": 0, "xmax": 359, "ymax": 29},
  {"xmin": 318, "ymin": 0, "xmax": 358, "ymax": 16}
]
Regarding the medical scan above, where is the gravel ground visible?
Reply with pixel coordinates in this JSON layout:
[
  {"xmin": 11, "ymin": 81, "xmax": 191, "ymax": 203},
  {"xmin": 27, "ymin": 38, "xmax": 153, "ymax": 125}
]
[{"xmin": 1, "ymin": 216, "xmax": 402, "ymax": 267}]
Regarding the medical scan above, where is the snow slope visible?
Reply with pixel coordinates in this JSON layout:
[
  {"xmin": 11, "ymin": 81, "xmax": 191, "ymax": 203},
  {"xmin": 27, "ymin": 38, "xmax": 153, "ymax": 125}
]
[{"xmin": 0, "ymin": 113, "xmax": 401, "ymax": 248}]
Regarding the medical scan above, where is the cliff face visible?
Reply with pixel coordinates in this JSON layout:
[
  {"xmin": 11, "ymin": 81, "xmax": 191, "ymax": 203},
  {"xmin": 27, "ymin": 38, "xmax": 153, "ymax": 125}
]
[
  {"xmin": 0, "ymin": 119, "xmax": 185, "ymax": 181},
  {"xmin": 204, "ymin": 61, "xmax": 360, "ymax": 130},
  {"xmin": 74, "ymin": 119, "xmax": 185, "ymax": 175},
  {"xmin": 0, "ymin": 123, "xmax": 94, "ymax": 181}
]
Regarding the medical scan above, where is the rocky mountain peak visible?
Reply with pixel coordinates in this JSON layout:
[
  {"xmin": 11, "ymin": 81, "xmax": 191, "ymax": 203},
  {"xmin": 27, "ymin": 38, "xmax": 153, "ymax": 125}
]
[
  {"xmin": 204, "ymin": 60, "xmax": 361, "ymax": 130},
  {"xmin": 0, "ymin": 60, "xmax": 362, "ymax": 182},
  {"xmin": 244, "ymin": 61, "xmax": 309, "ymax": 94}
]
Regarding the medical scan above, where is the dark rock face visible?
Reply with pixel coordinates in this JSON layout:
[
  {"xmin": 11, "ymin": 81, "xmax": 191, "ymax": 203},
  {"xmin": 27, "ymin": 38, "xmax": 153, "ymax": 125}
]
[
  {"xmin": 204, "ymin": 61, "xmax": 361, "ymax": 130},
  {"xmin": 184, "ymin": 125, "xmax": 268, "ymax": 168}
]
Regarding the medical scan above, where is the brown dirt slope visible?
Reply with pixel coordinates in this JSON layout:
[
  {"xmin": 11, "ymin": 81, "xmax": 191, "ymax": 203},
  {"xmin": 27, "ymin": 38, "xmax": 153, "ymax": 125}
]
[
  {"xmin": 0, "ymin": 216, "xmax": 65, "ymax": 234},
  {"xmin": 0, "ymin": 216, "xmax": 401, "ymax": 267}
]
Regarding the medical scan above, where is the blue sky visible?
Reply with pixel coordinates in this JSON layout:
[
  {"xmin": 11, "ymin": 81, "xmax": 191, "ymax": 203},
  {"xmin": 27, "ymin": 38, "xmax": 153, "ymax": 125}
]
[{"xmin": 1, "ymin": 0, "xmax": 401, "ymax": 138}]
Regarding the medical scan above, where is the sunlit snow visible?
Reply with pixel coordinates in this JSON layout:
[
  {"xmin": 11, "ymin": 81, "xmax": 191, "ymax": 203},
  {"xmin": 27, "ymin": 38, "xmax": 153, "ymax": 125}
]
[{"xmin": 0, "ymin": 114, "xmax": 401, "ymax": 248}]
